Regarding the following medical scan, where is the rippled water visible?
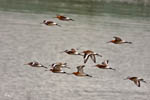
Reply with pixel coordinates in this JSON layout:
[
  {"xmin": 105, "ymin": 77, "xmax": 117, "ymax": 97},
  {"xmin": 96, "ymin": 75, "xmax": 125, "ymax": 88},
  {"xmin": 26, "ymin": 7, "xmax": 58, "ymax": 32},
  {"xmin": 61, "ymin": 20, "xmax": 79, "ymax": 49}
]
[
  {"xmin": 0, "ymin": 0, "xmax": 150, "ymax": 17},
  {"xmin": 0, "ymin": 0, "xmax": 150, "ymax": 100}
]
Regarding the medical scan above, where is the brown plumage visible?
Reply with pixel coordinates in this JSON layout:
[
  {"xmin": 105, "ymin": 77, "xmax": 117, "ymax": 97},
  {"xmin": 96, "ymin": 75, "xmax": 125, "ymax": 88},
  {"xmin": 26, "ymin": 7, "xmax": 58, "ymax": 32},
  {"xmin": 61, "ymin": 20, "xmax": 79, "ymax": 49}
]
[
  {"xmin": 94, "ymin": 60, "xmax": 115, "ymax": 71},
  {"xmin": 50, "ymin": 62, "xmax": 70, "ymax": 73},
  {"xmin": 54, "ymin": 15, "xmax": 74, "ymax": 21},
  {"xmin": 42, "ymin": 20, "xmax": 61, "ymax": 27},
  {"xmin": 80, "ymin": 50, "xmax": 102, "ymax": 63},
  {"xmin": 24, "ymin": 61, "xmax": 48, "ymax": 69},
  {"xmin": 107, "ymin": 36, "xmax": 132, "ymax": 44},
  {"xmin": 63, "ymin": 48, "xmax": 81, "ymax": 55},
  {"xmin": 72, "ymin": 65, "xmax": 92, "ymax": 77},
  {"xmin": 124, "ymin": 76, "xmax": 147, "ymax": 87}
]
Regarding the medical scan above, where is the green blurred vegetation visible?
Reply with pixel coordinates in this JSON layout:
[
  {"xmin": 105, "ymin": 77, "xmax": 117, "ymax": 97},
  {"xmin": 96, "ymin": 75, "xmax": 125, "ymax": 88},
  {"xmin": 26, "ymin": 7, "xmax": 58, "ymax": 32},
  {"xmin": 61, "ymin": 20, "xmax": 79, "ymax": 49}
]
[{"xmin": 0, "ymin": 0, "xmax": 150, "ymax": 17}]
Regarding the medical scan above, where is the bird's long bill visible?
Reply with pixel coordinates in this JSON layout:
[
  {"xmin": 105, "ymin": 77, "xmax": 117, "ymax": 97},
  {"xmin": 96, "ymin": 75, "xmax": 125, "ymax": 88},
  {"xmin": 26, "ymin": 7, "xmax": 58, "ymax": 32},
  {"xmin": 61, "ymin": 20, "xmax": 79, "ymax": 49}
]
[
  {"xmin": 42, "ymin": 66, "xmax": 48, "ymax": 69},
  {"xmin": 78, "ymin": 53, "xmax": 84, "ymax": 56},
  {"xmin": 127, "ymin": 42, "xmax": 132, "ymax": 44},
  {"xmin": 110, "ymin": 68, "xmax": 116, "ymax": 71},
  {"xmin": 97, "ymin": 54, "xmax": 102, "ymax": 57},
  {"xmin": 24, "ymin": 63, "xmax": 28, "ymax": 65},
  {"xmin": 123, "ymin": 41, "xmax": 132, "ymax": 44},
  {"xmin": 56, "ymin": 72, "xmax": 73, "ymax": 75}
]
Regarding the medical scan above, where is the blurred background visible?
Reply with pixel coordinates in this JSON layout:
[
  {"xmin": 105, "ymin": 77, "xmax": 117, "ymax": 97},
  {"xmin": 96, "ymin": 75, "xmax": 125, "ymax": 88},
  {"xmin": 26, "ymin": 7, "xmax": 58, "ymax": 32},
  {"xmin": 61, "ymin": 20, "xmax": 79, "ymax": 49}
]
[
  {"xmin": 0, "ymin": 0, "xmax": 150, "ymax": 100},
  {"xmin": 0, "ymin": 0, "xmax": 150, "ymax": 17}
]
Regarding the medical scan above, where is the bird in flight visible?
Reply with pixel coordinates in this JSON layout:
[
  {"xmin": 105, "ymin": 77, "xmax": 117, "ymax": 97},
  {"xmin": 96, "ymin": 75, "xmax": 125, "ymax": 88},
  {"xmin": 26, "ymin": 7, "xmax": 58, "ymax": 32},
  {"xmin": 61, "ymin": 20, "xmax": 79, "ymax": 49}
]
[{"xmin": 107, "ymin": 36, "xmax": 132, "ymax": 44}]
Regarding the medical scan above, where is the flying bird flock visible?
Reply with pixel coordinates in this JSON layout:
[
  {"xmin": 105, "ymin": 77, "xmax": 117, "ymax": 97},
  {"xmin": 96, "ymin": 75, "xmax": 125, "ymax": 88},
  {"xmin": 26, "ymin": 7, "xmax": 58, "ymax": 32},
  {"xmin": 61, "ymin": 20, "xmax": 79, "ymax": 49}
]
[{"xmin": 24, "ymin": 15, "xmax": 147, "ymax": 87}]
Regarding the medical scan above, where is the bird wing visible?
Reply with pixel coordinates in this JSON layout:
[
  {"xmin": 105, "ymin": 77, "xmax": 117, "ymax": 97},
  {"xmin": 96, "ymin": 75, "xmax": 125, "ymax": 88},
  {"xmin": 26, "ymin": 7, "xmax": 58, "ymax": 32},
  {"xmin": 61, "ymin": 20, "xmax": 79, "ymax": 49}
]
[
  {"xmin": 137, "ymin": 80, "xmax": 141, "ymax": 87},
  {"xmin": 46, "ymin": 21, "xmax": 53, "ymax": 25},
  {"xmin": 34, "ymin": 62, "xmax": 40, "ymax": 66},
  {"xmin": 113, "ymin": 36, "xmax": 122, "ymax": 41},
  {"xmin": 61, "ymin": 16, "xmax": 66, "ymax": 19},
  {"xmin": 83, "ymin": 53, "xmax": 87, "ymax": 59},
  {"xmin": 53, "ymin": 66, "xmax": 62, "ymax": 71},
  {"xmin": 134, "ymin": 80, "xmax": 140, "ymax": 87},
  {"xmin": 77, "ymin": 65, "xmax": 84, "ymax": 73},
  {"xmin": 106, "ymin": 60, "xmax": 109, "ymax": 64},
  {"xmin": 84, "ymin": 55, "xmax": 90, "ymax": 63},
  {"xmin": 90, "ymin": 54, "xmax": 96, "ymax": 63},
  {"xmin": 101, "ymin": 61, "xmax": 106, "ymax": 65}
]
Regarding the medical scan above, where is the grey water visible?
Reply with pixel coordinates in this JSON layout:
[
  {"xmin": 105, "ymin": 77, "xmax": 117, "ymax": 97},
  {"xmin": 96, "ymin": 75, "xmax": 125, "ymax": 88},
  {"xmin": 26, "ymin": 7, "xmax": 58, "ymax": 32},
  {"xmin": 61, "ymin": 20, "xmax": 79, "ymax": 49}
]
[
  {"xmin": 0, "ymin": 0, "xmax": 150, "ymax": 100},
  {"xmin": 0, "ymin": 0, "xmax": 150, "ymax": 17}
]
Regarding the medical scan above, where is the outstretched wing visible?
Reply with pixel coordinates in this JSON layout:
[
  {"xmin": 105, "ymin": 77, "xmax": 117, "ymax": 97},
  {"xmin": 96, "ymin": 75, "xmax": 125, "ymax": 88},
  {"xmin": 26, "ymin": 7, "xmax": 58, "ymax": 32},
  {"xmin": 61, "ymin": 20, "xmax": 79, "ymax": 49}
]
[
  {"xmin": 106, "ymin": 60, "xmax": 109, "ymax": 64},
  {"xmin": 113, "ymin": 36, "xmax": 122, "ymax": 41},
  {"xmin": 53, "ymin": 65, "xmax": 62, "ymax": 71},
  {"xmin": 134, "ymin": 80, "xmax": 140, "ymax": 87},
  {"xmin": 90, "ymin": 54, "xmax": 96, "ymax": 63},
  {"xmin": 101, "ymin": 60, "xmax": 108, "ymax": 65},
  {"xmin": 84, "ymin": 55, "xmax": 90, "ymax": 63},
  {"xmin": 61, "ymin": 16, "xmax": 67, "ymax": 19},
  {"xmin": 77, "ymin": 65, "xmax": 84, "ymax": 73},
  {"xmin": 46, "ymin": 21, "xmax": 53, "ymax": 25}
]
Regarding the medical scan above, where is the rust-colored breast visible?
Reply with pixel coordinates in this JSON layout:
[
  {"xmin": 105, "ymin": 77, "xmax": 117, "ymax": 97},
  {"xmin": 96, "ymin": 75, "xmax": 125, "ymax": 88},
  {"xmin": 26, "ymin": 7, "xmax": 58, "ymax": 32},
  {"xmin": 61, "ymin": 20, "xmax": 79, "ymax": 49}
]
[
  {"xmin": 96, "ymin": 64, "xmax": 106, "ymax": 68},
  {"xmin": 129, "ymin": 77, "xmax": 137, "ymax": 81},
  {"xmin": 57, "ymin": 16, "xmax": 66, "ymax": 20},
  {"xmin": 83, "ymin": 50, "xmax": 93, "ymax": 54},
  {"xmin": 73, "ymin": 72, "xmax": 79, "ymax": 76},
  {"xmin": 46, "ymin": 21, "xmax": 53, "ymax": 25}
]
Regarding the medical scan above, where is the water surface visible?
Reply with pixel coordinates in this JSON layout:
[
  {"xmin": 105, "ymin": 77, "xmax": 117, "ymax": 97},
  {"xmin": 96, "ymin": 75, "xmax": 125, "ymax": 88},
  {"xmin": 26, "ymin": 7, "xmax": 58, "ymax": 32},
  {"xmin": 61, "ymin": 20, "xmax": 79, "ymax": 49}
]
[{"xmin": 0, "ymin": 0, "xmax": 150, "ymax": 100}]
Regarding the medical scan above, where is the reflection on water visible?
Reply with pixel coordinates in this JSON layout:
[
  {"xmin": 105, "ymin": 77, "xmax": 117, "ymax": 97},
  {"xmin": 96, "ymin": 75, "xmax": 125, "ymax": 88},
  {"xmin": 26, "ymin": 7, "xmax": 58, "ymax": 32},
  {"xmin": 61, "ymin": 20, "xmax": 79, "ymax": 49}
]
[{"xmin": 0, "ymin": 0, "xmax": 150, "ymax": 17}]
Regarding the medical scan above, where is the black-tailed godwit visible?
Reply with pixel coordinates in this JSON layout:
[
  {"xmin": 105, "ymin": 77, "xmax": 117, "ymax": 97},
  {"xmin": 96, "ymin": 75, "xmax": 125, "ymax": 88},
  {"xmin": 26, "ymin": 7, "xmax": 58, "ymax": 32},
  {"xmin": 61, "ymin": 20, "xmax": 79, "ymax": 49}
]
[
  {"xmin": 72, "ymin": 65, "xmax": 92, "ymax": 77},
  {"xmin": 94, "ymin": 60, "xmax": 116, "ymax": 71},
  {"xmin": 107, "ymin": 36, "xmax": 132, "ymax": 44},
  {"xmin": 42, "ymin": 20, "xmax": 61, "ymax": 27},
  {"xmin": 24, "ymin": 61, "xmax": 47, "ymax": 69},
  {"xmin": 54, "ymin": 15, "xmax": 74, "ymax": 21},
  {"xmin": 80, "ymin": 50, "xmax": 102, "ymax": 63},
  {"xmin": 62, "ymin": 48, "xmax": 81, "ymax": 55},
  {"xmin": 124, "ymin": 76, "xmax": 146, "ymax": 87},
  {"xmin": 49, "ymin": 62, "xmax": 70, "ymax": 73}
]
